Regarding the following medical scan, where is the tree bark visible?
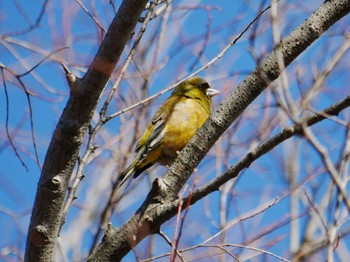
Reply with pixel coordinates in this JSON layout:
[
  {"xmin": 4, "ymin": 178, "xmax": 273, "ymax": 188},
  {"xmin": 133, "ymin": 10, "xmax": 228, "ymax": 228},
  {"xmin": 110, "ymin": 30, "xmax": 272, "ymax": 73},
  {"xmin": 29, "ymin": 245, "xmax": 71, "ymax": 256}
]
[
  {"xmin": 87, "ymin": 1, "xmax": 350, "ymax": 261},
  {"xmin": 24, "ymin": 1, "xmax": 148, "ymax": 261}
]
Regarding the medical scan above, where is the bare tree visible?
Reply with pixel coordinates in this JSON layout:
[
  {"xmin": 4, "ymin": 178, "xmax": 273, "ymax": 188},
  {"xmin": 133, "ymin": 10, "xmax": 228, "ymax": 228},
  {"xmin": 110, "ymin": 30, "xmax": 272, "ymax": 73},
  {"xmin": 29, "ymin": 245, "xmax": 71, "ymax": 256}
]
[{"xmin": 1, "ymin": 0, "xmax": 350, "ymax": 261}]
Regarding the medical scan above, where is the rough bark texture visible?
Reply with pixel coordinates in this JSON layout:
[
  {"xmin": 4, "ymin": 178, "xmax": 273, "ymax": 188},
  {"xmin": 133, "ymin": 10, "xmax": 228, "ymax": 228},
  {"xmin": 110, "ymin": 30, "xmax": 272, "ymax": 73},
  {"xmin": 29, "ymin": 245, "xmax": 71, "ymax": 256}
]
[
  {"xmin": 164, "ymin": 0, "xmax": 350, "ymax": 197},
  {"xmin": 87, "ymin": 1, "xmax": 350, "ymax": 261},
  {"xmin": 24, "ymin": 1, "xmax": 148, "ymax": 261}
]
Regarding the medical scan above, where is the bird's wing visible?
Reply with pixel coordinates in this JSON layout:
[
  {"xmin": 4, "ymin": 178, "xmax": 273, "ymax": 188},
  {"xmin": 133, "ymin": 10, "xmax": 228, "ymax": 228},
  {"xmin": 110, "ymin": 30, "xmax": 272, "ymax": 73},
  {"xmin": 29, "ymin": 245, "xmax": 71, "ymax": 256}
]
[
  {"xmin": 134, "ymin": 116, "xmax": 164, "ymax": 165},
  {"xmin": 135, "ymin": 104, "xmax": 167, "ymax": 155},
  {"xmin": 147, "ymin": 117, "xmax": 166, "ymax": 149},
  {"xmin": 135, "ymin": 96, "xmax": 180, "ymax": 165}
]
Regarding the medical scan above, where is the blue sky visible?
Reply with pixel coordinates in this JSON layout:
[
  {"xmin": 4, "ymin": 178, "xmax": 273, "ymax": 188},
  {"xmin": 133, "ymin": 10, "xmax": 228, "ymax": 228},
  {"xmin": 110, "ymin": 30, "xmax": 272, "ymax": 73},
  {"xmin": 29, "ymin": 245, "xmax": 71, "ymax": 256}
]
[{"xmin": 1, "ymin": 0, "xmax": 350, "ymax": 261}]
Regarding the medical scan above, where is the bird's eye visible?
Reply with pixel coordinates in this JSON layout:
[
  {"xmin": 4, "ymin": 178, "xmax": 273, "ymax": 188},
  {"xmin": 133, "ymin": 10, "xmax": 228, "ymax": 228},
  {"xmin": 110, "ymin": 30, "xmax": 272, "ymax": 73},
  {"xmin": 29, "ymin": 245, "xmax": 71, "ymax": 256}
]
[{"xmin": 198, "ymin": 83, "xmax": 209, "ymax": 90}]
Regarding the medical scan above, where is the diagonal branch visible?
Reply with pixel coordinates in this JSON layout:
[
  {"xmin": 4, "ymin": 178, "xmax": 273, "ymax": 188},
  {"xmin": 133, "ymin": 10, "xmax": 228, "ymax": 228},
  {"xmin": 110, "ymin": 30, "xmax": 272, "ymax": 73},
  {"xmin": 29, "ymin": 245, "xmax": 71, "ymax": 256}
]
[
  {"xmin": 88, "ymin": 1, "xmax": 350, "ymax": 261},
  {"xmin": 163, "ymin": 0, "xmax": 350, "ymax": 198},
  {"xmin": 187, "ymin": 95, "xmax": 350, "ymax": 205}
]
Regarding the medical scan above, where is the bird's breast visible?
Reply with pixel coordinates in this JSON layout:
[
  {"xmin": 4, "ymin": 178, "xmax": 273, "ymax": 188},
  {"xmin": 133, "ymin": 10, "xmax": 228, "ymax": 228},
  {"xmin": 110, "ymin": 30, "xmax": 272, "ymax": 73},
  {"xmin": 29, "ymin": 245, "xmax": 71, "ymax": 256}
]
[{"xmin": 159, "ymin": 98, "xmax": 209, "ymax": 165}]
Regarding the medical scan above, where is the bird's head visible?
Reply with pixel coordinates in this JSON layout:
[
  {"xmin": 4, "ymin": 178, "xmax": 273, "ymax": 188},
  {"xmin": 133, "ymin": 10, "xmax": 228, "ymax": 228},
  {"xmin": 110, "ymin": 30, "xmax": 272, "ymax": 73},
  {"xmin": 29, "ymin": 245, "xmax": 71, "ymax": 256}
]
[{"xmin": 172, "ymin": 77, "xmax": 220, "ymax": 100}]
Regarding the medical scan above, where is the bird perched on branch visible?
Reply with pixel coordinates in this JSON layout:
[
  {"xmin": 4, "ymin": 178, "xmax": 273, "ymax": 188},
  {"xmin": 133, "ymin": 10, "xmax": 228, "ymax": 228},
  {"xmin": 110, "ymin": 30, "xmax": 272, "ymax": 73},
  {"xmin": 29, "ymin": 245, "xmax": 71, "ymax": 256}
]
[{"xmin": 118, "ymin": 76, "xmax": 219, "ymax": 187}]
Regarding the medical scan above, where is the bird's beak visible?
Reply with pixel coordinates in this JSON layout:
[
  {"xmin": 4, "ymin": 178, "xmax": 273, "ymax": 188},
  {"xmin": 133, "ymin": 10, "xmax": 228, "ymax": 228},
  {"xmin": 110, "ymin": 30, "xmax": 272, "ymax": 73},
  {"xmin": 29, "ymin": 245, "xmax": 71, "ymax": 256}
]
[{"xmin": 206, "ymin": 88, "xmax": 220, "ymax": 97}]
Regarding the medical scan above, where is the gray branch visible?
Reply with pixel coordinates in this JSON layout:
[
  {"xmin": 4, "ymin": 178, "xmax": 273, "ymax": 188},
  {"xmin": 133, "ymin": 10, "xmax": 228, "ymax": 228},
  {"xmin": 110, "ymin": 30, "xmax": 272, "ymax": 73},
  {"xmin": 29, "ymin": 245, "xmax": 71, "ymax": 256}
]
[
  {"xmin": 24, "ymin": 1, "xmax": 149, "ymax": 261},
  {"xmin": 87, "ymin": 1, "xmax": 350, "ymax": 261}
]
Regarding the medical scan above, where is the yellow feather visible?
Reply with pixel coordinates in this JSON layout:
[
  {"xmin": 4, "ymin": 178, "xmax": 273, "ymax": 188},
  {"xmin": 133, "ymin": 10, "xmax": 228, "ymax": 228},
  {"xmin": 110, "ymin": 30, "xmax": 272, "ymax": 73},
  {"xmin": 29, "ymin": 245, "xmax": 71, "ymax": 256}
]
[{"xmin": 118, "ymin": 76, "xmax": 219, "ymax": 187}]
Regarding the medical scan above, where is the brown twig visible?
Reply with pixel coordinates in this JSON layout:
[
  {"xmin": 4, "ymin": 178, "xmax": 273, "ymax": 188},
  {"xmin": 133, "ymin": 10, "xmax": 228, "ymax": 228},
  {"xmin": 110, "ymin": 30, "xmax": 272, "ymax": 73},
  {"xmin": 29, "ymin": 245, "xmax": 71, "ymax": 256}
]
[
  {"xmin": 1, "ymin": 67, "xmax": 28, "ymax": 171},
  {"xmin": 105, "ymin": 4, "xmax": 272, "ymax": 122},
  {"xmin": 3, "ymin": 0, "xmax": 49, "ymax": 37},
  {"xmin": 73, "ymin": 0, "xmax": 107, "ymax": 33}
]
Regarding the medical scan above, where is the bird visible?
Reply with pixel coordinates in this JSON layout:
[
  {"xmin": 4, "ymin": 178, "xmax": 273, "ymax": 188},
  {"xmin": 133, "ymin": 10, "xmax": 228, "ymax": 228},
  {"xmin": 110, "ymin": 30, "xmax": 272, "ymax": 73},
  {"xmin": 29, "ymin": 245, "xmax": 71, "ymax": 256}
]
[{"xmin": 117, "ymin": 76, "xmax": 219, "ymax": 187}]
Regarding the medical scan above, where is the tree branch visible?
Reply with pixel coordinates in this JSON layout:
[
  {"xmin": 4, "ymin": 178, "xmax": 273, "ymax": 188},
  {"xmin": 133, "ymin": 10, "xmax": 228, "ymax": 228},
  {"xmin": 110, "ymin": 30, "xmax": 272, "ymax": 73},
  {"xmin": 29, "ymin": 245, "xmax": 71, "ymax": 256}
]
[
  {"xmin": 24, "ymin": 1, "xmax": 149, "ymax": 261},
  {"xmin": 87, "ymin": 1, "xmax": 350, "ymax": 261},
  {"xmin": 187, "ymin": 95, "xmax": 350, "ymax": 205}
]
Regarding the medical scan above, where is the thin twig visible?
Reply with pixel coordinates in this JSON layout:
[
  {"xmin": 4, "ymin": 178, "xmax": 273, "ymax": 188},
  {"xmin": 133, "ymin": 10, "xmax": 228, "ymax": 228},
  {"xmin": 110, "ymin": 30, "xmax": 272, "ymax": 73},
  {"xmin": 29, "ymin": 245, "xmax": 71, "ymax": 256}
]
[
  {"xmin": 186, "ymin": 96, "xmax": 350, "ymax": 206},
  {"xmin": 62, "ymin": 1, "xmax": 164, "ymax": 254},
  {"xmin": 205, "ymin": 243, "xmax": 290, "ymax": 262},
  {"xmin": 18, "ymin": 47, "xmax": 68, "ymax": 77},
  {"xmin": 73, "ymin": 0, "xmax": 107, "ymax": 33},
  {"xmin": 1, "ymin": 65, "xmax": 41, "ymax": 169},
  {"xmin": 301, "ymin": 123, "xmax": 350, "ymax": 212},
  {"xmin": 1, "ymin": 67, "xmax": 28, "ymax": 171},
  {"xmin": 303, "ymin": 33, "xmax": 350, "ymax": 108},
  {"xmin": 3, "ymin": 0, "xmax": 49, "ymax": 37},
  {"xmin": 270, "ymin": 0, "xmax": 299, "ymax": 122},
  {"xmin": 15, "ymin": 76, "xmax": 41, "ymax": 169},
  {"xmin": 105, "ymin": 4, "xmax": 272, "ymax": 121},
  {"xmin": 189, "ymin": 11, "xmax": 212, "ymax": 71},
  {"xmin": 170, "ymin": 185, "xmax": 187, "ymax": 262},
  {"xmin": 158, "ymin": 230, "xmax": 184, "ymax": 261},
  {"xmin": 216, "ymin": 245, "xmax": 241, "ymax": 261}
]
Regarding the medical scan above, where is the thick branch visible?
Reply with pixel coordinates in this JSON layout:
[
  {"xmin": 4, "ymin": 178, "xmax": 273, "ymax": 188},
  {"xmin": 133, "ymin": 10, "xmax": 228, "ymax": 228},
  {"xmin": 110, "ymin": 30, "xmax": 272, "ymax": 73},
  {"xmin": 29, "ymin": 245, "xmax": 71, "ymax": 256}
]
[
  {"xmin": 88, "ymin": 1, "xmax": 350, "ymax": 261},
  {"xmin": 164, "ymin": 0, "xmax": 350, "ymax": 196},
  {"xmin": 24, "ymin": 1, "xmax": 148, "ymax": 261},
  {"xmin": 187, "ymin": 95, "xmax": 350, "ymax": 205}
]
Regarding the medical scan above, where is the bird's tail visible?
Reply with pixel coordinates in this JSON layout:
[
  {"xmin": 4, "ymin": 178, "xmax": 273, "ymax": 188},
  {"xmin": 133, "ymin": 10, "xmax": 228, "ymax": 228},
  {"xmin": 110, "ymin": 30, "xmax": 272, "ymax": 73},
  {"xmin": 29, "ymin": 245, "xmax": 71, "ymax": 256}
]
[
  {"xmin": 117, "ymin": 165, "xmax": 135, "ymax": 188},
  {"xmin": 117, "ymin": 157, "xmax": 154, "ymax": 188}
]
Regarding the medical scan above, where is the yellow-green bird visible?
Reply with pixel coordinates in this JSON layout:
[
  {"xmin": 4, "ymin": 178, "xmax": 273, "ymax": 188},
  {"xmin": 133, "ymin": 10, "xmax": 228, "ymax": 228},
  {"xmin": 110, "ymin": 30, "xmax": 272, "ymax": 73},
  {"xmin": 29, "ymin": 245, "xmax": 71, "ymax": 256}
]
[{"xmin": 118, "ymin": 76, "xmax": 219, "ymax": 187}]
